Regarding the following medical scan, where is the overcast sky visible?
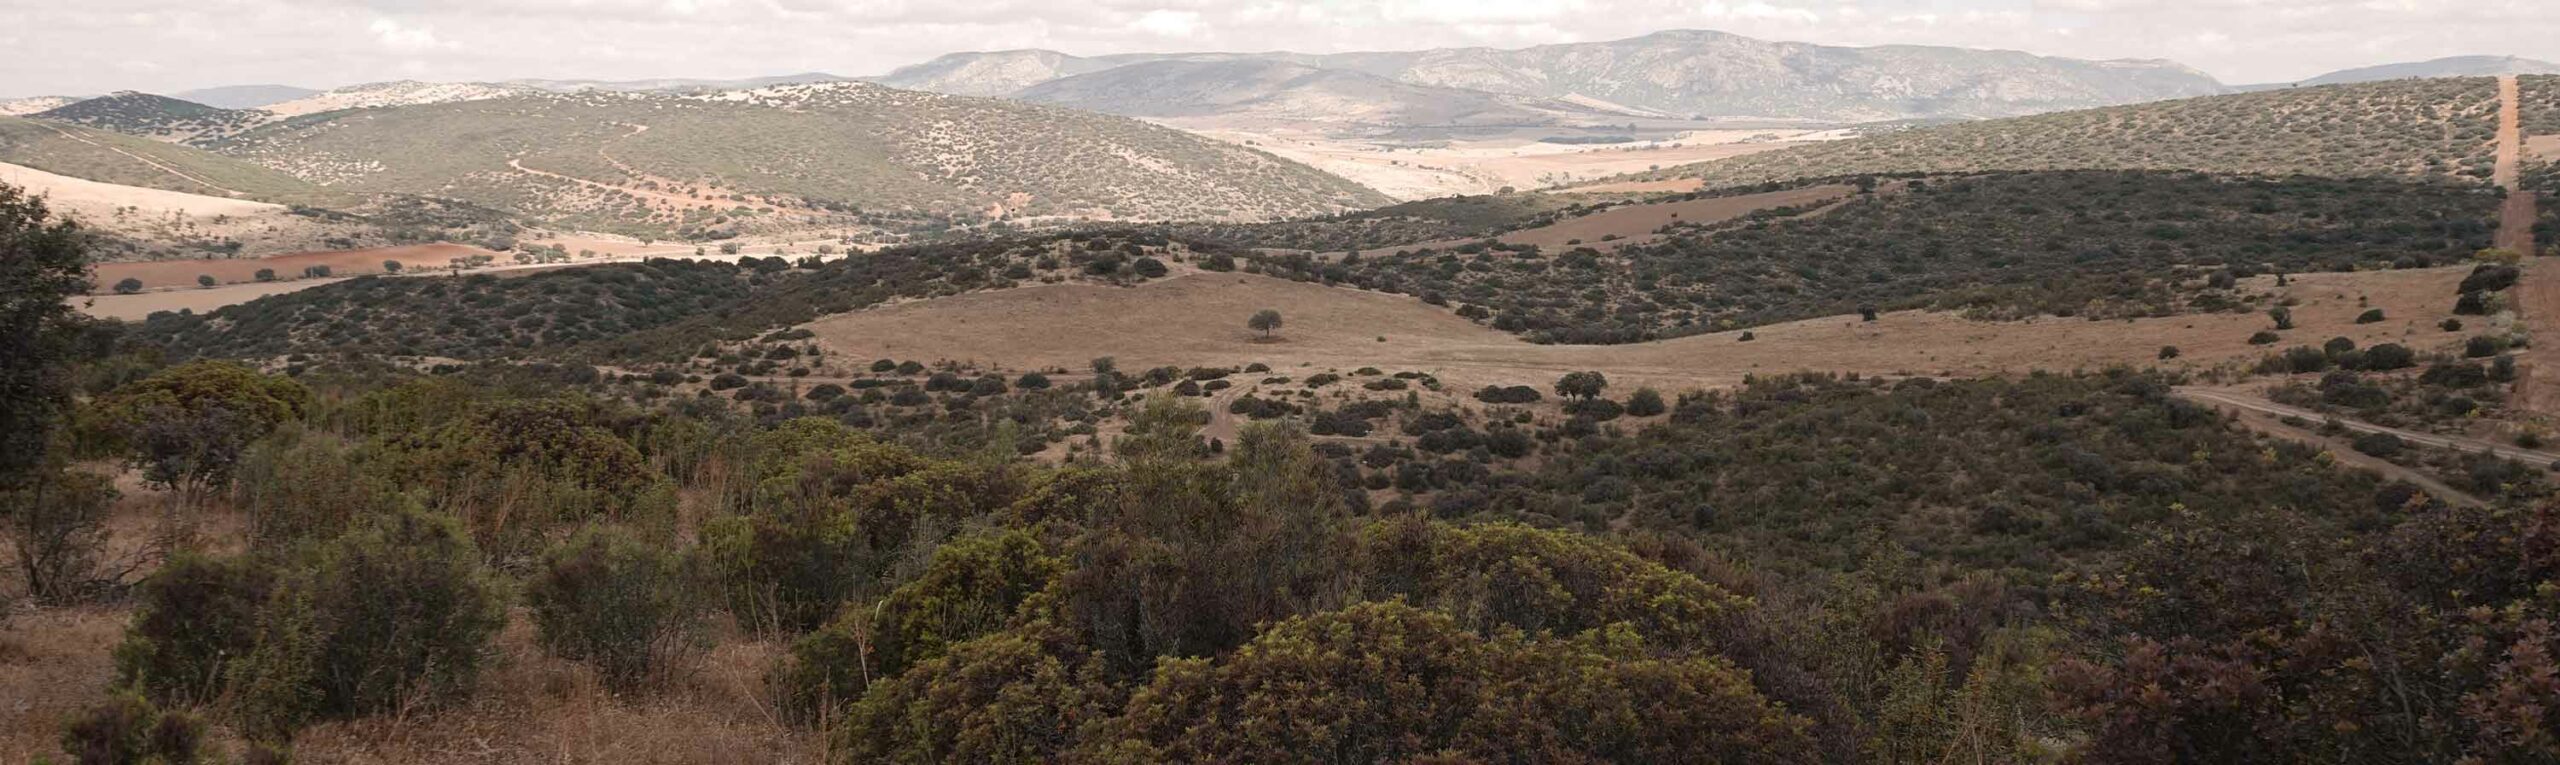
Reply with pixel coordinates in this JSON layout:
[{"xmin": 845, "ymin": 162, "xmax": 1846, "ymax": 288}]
[{"xmin": 5, "ymin": 0, "xmax": 2555, "ymax": 97}]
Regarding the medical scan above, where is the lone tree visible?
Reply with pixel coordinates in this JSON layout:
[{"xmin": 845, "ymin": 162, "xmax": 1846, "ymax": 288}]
[
  {"xmin": 197, "ymin": 275, "xmax": 215, "ymax": 288},
  {"xmin": 1249, "ymin": 309, "xmax": 1284, "ymax": 338},
  {"xmin": 383, "ymin": 260, "xmax": 403, "ymax": 274},
  {"xmin": 1555, "ymin": 371, "xmax": 1609, "ymax": 401},
  {"xmin": 114, "ymin": 277, "xmax": 143, "ymax": 294}
]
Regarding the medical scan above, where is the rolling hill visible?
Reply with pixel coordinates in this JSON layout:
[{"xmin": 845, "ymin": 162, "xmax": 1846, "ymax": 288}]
[
  {"xmin": 171, "ymin": 84, "xmax": 320, "ymax": 109},
  {"xmin": 1014, "ymin": 59, "xmax": 1600, "ymax": 129},
  {"xmin": 257, "ymin": 80, "xmax": 550, "ymax": 117},
  {"xmin": 31, "ymin": 92, "xmax": 270, "ymax": 145},
  {"xmin": 0, "ymin": 115, "xmax": 351, "ymax": 206},
  {"xmin": 2301, "ymin": 55, "xmax": 2560, "ymax": 86},
  {"xmin": 1620, "ymin": 77, "xmax": 2503, "ymax": 190},
  {"xmin": 877, "ymin": 29, "xmax": 2229, "ymax": 123},
  {"xmin": 0, "ymin": 96, "xmax": 79, "ymax": 116},
  {"xmin": 208, "ymin": 82, "xmax": 1390, "ymax": 237}
]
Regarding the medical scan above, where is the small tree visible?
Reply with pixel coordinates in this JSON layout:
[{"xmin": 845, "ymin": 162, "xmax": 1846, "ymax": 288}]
[
  {"xmin": 382, "ymin": 260, "xmax": 403, "ymax": 273},
  {"xmin": 1555, "ymin": 371, "xmax": 1609, "ymax": 401},
  {"xmin": 253, "ymin": 268, "xmax": 276, "ymax": 282},
  {"xmin": 2158, "ymin": 346, "xmax": 2180, "ymax": 360},
  {"xmin": 197, "ymin": 274, "xmax": 216, "ymax": 288},
  {"xmin": 2268, "ymin": 306, "xmax": 2294, "ymax": 330},
  {"xmin": 302, "ymin": 265, "xmax": 331, "ymax": 279},
  {"xmin": 114, "ymin": 277, "xmax": 144, "ymax": 294},
  {"xmin": 1248, "ymin": 309, "xmax": 1284, "ymax": 338}
]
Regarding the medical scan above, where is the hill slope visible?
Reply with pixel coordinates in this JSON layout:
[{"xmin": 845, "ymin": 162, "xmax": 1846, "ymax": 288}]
[
  {"xmin": 212, "ymin": 82, "xmax": 1389, "ymax": 236},
  {"xmin": 879, "ymin": 30, "xmax": 2228, "ymax": 123},
  {"xmin": 1626, "ymin": 77, "xmax": 2502, "ymax": 190},
  {"xmin": 2303, "ymin": 55, "xmax": 2560, "ymax": 86},
  {"xmin": 1014, "ymin": 59, "xmax": 1593, "ymax": 129},
  {"xmin": 32, "ymin": 92, "xmax": 270, "ymax": 144},
  {"xmin": 172, "ymin": 84, "xmax": 320, "ymax": 109},
  {"xmin": 0, "ymin": 115, "xmax": 351, "ymax": 206}
]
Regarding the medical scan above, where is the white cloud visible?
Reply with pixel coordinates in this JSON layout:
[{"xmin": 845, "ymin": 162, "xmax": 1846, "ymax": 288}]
[
  {"xmin": 1130, "ymin": 9, "xmax": 1205, "ymax": 37},
  {"xmin": 368, "ymin": 17, "xmax": 446, "ymax": 52}
]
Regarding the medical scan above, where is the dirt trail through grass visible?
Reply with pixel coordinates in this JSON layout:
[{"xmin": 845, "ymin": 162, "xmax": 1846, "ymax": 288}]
[
  {"xmin": 2174, "ymin": 386, "xmax": 2559, "ymax": 508},
  {"xmin": 31, "ymin": 120, "xmax": 243, "ymax": 196},
  {"xmin": 2499, "ymin": 75, "xmax": 2560, "ymax": 415}
]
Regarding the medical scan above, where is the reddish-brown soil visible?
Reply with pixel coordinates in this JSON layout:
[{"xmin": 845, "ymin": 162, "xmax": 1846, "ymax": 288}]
[{"xmin": 90, "ymin": 243, "xmax": 505, "ymax": 293}]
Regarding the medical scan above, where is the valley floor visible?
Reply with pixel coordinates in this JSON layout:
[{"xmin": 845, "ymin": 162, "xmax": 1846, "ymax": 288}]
[{"xmin": 800, "ymin": 266, "xmax": 2477, "ymax": 394}]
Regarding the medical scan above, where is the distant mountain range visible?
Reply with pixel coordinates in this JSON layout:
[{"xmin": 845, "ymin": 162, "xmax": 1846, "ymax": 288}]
[
  {"xmin": 2296, "ymin": 55, "xmax": 2560, "ymax": 86},
  {"xmin": 876, "ymin": 30, "xmax": 2229, "ymax": 124},
  {"xmin": 172, "ymin": 84, "xmax": 319, "ymax": 109},
  {"xmin": 1012, "ymin": 59, "xmax": 1619, "ymax": 128}
]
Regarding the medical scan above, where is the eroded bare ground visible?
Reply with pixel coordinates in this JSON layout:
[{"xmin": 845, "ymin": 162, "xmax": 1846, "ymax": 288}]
[{"xmin": 802, "ymin": 266, "xmax": 2475, "ymax": 395}]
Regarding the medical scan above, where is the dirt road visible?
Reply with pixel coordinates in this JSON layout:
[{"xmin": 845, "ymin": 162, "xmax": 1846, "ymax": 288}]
[
  {"xmin": 2496, "ymin": 75, "xmax": 2560, "ymax": 415},
  {"xmin": 2172, "ymin": 386, "xmax": 2560, "ymax": 507},
  {"xmin": 2176, "ymin": 386, "xmax": 2560, "ymax": 467}
]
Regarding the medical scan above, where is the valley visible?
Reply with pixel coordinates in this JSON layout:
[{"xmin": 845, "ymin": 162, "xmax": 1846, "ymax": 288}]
[{"xmin": 11, "ymin": 19, "xmax": 2560, "ymax": 765}]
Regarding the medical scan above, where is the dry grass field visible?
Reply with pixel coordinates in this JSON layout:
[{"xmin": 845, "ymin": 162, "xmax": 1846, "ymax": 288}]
[
  {"xmin": 90, "ymin": 242, "xmax": 506, "ymax": 293},
  {"xmin": 802, "ymin": 266, "xmax": 2475, "ymax": 394}
]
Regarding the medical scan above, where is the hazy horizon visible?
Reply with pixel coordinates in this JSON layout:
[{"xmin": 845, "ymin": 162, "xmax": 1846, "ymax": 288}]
[{"xmin": 7, "ymin": 0, "xmax": 2556, "ymax": 98}]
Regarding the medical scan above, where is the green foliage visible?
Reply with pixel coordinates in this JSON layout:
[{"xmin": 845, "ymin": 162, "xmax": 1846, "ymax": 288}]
[
  {"xmin": 778, "ymin": 529, "xmax": 1061, "ymax": 721},
  {"xmin": 59, "ymin": 692, "xmax": 208, "ymax": 765},
  {"xmin": 1251, "ymin": 172, "xmax": 2497, "ymax": 342},
  {"xmin": 1642, "ymin": 77, "xmax": 2503, "ymax": 187},
  {"xmin": 88, "ymin": 361, "xmax": 312, "ymax": 503},
  {"xmin": 114, "ymin": 553, "xmax": 279, "ymax": 707},
  {"xmin": 1626, "ymin": 387, "xmax": 1667, "ymax": 417},
  {"xmin": 3, "ymin": 466, "xmax": 115, "ymax": 603},
  {"xmin": 1555, "ymin": 370, "xmax": 1609, "ymax": 400},
  {"xmin": 526, "ymin": 525, "xmax": 709, "ymax": 692},
  {"xmin": 227, "ymin": 509, "xmax": 507, "ymax": 739},
  {"xmin": 1059, "ymin": 423, "xmax": 1355, "ymax": 671},
  {"xmin": 390, "ymin": 397, "xmax": 665, "ymax": 564},
  {"xmin": 1246, "ymin": 308, "xmax": 1283, "ymax": 336},
  {"xmin": 1095, "ymin": 601, "xmax": 1814, "ymax": 764},
  {"xmin": 229, "ymin": 429, "xmax": 397, "ymax": 550},
  {"xmin": 0, "ymin": 182, "xmax": 96, "ymax": 486},
  {"xmin": 211, "ymin": 91, "xmax": 1382, "ymax": 237}
]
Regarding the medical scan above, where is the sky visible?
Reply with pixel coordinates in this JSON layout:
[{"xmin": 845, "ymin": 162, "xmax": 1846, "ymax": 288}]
[{"xmin": 4, "ymin": 0, "xmax": 2557, "ymax": 97}]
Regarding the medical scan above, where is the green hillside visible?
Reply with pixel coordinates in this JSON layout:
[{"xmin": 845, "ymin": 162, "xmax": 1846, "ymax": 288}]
[
  {"xmin": 0, "ymin": 115, "xmax": 353, "ymax": 207},
  {"xmin": 1629, "ymin": 78, "xmax": 2502, "ymax": 190},
  {"xmin": 211, "ymin": 84, "xmax": 1390, "ymax": 237}
]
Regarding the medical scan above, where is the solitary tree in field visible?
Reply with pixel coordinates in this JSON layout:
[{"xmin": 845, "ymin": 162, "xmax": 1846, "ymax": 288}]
[
  {"xmin": 383, "ymin": 260, "xmax": 402, "ymax": 274},
  {"xmin": 1249, "ymin": 309, "xmax": 1284, "ymax": 338},
  {"xmin": 114, "ymin": 277, "xmax": 143, "ymax": 294},
  {"xmin": 1555, "ymin": 371, "xmax": 1609, "ymax": 401},
  {"xmin": 197, "ymin": 275, "xmax": 216, "ymax": 288},
  {"xmin": 254, "ymin": 268, "xmax": 276, "ymax": 282}
]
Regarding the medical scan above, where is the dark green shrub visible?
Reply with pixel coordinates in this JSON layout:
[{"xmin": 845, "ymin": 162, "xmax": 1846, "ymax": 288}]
[
  {"xmin": 2157, "ymin": 346, "xmax": 2180, "ymax": 360},
  {"xmin": 2248, "ymin": 331, "xmax": 2282, "ymax": 345},
  {"xmin": 2355, "ymin": 308, "xmax": 2386, "ymax": 324},
  {"xmin": 526, "ymin": 526, "xmax": 709, "ymax": 692},
  {"xmin": 777, "ymin": 529, "xmax": 1060, "ymax": 722},
  {"xmin": 114, "ymin": 277, "xmax": 143, "ymax": 294},
  {"xmin": 2352, "ymin": 432, "xmax": 2406, "ymax": 458},
  {"xmin": 1626, "ymin": 388, "xmax": 1667, "ymax": 417},
  {"xmin": 114, "ymin": 553, "xmax": 278, "ymax": 707},
  {"xmin": 60, "ymin": 693, "xmax": 206, "ymax": 765},
  {"xmin": 228, "ymin": 509, "xmax": 506, "ymax": 739},
  {"xmin": 2466, "ymin": 335, "xmax": 2508, "ymax": 358}
]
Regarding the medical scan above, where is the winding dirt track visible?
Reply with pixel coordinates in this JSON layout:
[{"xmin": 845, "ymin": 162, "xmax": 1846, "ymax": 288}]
[
  {"xmin": 31, "ymin": 120, "xmax": 242, "ymax": 196},
  {"xmin": 2173, "ymin": 386, "xmax": 2560, "ymax": 508}
]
